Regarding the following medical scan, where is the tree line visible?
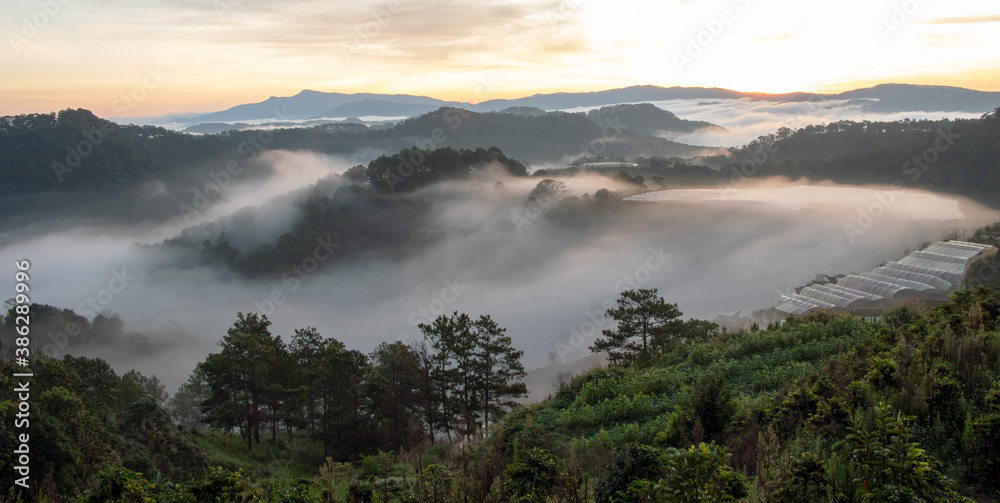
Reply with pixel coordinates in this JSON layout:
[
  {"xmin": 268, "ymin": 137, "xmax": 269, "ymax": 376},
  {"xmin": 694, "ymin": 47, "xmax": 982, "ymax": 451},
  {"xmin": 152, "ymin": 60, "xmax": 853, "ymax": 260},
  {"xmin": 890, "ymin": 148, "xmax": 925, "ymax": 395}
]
[{"xmin": 174, "ymin": 311, "xmax": 527, "ymax": 458}]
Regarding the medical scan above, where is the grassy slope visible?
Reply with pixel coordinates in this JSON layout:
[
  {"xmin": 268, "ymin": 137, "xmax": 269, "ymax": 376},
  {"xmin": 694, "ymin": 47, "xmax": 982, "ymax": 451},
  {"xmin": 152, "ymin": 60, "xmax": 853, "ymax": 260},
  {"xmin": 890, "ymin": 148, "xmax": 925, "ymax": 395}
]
[{"xmin": 493, "ymin": 285, "xmax": 1000, "ymax": 500}]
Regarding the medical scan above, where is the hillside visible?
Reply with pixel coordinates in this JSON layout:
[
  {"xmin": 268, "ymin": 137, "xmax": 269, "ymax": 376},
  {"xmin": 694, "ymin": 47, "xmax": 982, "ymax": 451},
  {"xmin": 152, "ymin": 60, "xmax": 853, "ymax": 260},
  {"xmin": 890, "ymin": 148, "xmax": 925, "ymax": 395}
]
[
  {"xmin": 741, "ymin": 108, "xmax": 1000, "ymax": 206},
  {"xmin": 257, "ymin": 105, "xmax": 724, "ymax": 164},
  {"xmin": 0, "ymin": 109, "xmax": 272, "ymax": 230},
  {"xmin": 5, "ymin": 261, "xmax": 1000, "ymax": 500},
  {"xmin": 156, "ymin": 146, "xmax": 534, "ymax": 278},
  {"xmin": 586, "ymin": 103, "xmax": 721, "ymax": 137}
]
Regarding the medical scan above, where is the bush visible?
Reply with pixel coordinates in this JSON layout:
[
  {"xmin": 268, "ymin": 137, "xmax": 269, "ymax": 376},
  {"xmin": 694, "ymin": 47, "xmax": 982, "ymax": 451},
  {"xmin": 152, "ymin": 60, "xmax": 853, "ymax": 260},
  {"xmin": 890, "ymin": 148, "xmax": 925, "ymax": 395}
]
[
  {"xmin": 80, "ymin": 466, "xmax": 156, "ymax": 503},
  {"xmin": 772, "ymin": 452, "xmax": 830, "ymax": 502},
  {"xmin": 503, "ymin": 448, "xmax": 569, "ymax": 502},
  {"xmin": 626, "ymin": 443, "xmax": 746, "ymax": 502},
  {"xmin": 655, "ymin": 373, "xmax": 734, "ymax": 445},
  {"xmin": 836, "ymin": 403, "xmax": 970, "ymax": 502},
  {"xmin": 596, "ymin": 444, "xmax": 665, "ymax": 503}
]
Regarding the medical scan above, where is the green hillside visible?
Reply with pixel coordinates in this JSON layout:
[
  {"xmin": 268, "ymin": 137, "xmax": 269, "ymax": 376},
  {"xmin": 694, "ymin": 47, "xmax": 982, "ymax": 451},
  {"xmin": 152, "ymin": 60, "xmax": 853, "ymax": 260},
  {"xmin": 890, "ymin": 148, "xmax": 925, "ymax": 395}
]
[{"xmin": 5, "ymin": 224, "xmax": 1000, "ymax": 500}]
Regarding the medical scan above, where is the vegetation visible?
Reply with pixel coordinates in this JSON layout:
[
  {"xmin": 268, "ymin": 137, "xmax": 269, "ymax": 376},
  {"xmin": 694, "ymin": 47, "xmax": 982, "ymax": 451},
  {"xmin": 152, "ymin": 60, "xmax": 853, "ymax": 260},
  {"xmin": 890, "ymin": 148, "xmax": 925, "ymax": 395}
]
[
  {"xmin": 586, "ymin": 104, "xmax": 718, "ymax": 137},
  {"xmin": 6, "ymin": 271, "xmax": 1000, "ymax": 501},
  {"xmin": 722, "ymin": 108, "xmax": 1000, "ymax": 207},
  {"xmin": 0, "ymin": 108, "xmax": 269, "ymax": 227}
]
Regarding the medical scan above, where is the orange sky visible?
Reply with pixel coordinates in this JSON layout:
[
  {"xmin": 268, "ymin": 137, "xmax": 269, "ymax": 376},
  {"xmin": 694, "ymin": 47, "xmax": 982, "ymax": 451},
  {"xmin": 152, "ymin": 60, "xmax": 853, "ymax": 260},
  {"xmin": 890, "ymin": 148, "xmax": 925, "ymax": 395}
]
[{"xmin": 1, "ymin": 0, "xmax": 999, "ymax": 117}]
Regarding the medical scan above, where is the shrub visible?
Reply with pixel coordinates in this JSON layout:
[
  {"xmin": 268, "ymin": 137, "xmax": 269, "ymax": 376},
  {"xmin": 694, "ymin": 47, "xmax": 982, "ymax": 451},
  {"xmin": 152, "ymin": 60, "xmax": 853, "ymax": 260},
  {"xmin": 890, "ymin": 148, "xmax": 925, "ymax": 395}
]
[
  {"xmin": 503, "ymin": 448, "xmax": 569, "ymax": 502},
  {"xmin": 626, "ymin": 443, "xmax": 746, "ymax": 503},
  {"xmin": 771, "ymin": 452, "xmax": 830, "ymax": 502}
]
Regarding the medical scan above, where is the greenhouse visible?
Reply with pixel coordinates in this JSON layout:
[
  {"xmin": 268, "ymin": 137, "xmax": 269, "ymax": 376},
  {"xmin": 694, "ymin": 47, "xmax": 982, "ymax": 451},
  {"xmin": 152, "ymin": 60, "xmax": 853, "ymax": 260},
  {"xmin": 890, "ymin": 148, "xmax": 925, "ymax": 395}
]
[{"xmin": 775, "ymin": 240, "xmax": 997, "ymax": 316}]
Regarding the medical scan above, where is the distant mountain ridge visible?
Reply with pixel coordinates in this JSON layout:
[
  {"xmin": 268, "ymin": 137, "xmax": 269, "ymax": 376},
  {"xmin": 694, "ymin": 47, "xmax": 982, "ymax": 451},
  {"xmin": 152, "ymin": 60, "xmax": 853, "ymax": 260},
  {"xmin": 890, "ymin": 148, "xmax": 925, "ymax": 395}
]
[
  {"xmin": 185, "ymin": 84, "xmax": 1000, "ymax": 124},
  {"xmin": 192, "ymin": 89, "xmax": 465, "ymax": 122},
  {"xmin": 311, "ymin": 99, "xmax": 443, "ymax": 119}
]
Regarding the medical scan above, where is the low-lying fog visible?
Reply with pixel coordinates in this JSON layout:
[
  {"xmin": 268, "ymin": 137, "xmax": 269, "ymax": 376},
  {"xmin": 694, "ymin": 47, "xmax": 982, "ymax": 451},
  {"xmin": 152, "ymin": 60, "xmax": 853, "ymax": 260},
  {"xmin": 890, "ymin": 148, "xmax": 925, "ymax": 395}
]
[
  {"xmin": 3, "ymin": 150, "xmax": 997, "ymax": 394},
  {"xmin": 561, "ymin": 98, "xmax": 988, "ymax": 147}
]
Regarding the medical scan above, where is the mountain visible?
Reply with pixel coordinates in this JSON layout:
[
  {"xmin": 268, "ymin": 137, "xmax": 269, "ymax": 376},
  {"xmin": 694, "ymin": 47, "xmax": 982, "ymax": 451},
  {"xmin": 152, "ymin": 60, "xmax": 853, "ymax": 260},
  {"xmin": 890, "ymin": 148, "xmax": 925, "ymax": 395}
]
[
  {"xmin": 0, "ymin": 108, "xmax": 274, "ymax": 230},
  {"xmin": 475, "ymin": 85, "xmax": 757, "ymax": 111},
  {"xmin": 852, "ymin": 92, "xmax": 1000, "ymax": 114},
  {"xmin": 723, "ymin": 107, "xmax": 1000, "ymax": 206},
  {"xmin": 191, "ymin": 90, "xmax": 465, "ymax": 122},
  {"xmin": 586, "ymin": 103, "xmax": 721, "ymax": 136},
  {"xmin": 833, "ymin": 83, "xmax": 1000, "ymax": 114},
  {"xmin": 311, "ymin": 99, "xmax": 443, "ymax": 119},
  {"xmin": 259, "ymin": 105, "xmax": 726, "ymax": 163},
  {"xmin": 180, "ymin": 84, "xmax": 1000, "ymax": 126},
  {"xmin": 834, "ymin": 83, "xmax": 978, "ymax": 100}
]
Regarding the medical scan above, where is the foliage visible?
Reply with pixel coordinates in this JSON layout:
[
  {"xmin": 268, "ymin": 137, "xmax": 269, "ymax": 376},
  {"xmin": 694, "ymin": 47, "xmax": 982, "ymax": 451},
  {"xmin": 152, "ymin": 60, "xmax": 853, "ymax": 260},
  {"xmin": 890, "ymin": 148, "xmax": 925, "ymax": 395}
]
[
  {"xmin": 590, "ymin": 289, "xmax": 683, "ymax": 364},
  {"xmin": 11, "ymin": 269, "xmax": 1000, "ymax": 500},
  {"xmin": 503, "ymin": 448, "xmax": 569, "ymax": 502},
  {"xmin": 627, "ymin": 443, "xmax": 746, "ymax": 503},
  {"xmin": 836, "ymin": 402, "xmax": 969, "ymax": 502},
  {"xmin": 0, "ymin": 108, "xmax": 266, "ymax": 227},
  {"xmin": 771, "ymin": 451, "xmax": 831, "ymax": 502},
  {"xmin": 365, "ymin": 146, "xmax": 527, "ymax": 192}
]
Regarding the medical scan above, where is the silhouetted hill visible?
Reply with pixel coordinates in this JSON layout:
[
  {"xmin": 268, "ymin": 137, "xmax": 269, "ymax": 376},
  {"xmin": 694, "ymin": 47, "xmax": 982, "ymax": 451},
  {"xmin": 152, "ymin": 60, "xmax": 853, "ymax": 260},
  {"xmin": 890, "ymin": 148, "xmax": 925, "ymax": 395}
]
[
  {"xmin": 722, "ymin": 108, "xmax": 1000, "ymax": 206},
  {"xmin": 586, "ymin": 103, "xmax": 721, "ymax": 136},
  {"xmin": 835, "ymin": 83, "xmax": 976, "ymax": 99},
  {"xmin": 311, "ymin": 99, "xmax": 442, "ymax": 119},
  {"xmin": 260, "ymin": 105, "xmax": 725, "ymax": 163},
  {"xmin": 192, "ymin": 90, "xmax": 465, "ymax": 122},
  {"xmin": 179, "ymin": 84, "xmax": 1000, "ymax": 124},
  {"xmin": 0, "ymin": 108, "xmax": 274, "ymax": 229}
]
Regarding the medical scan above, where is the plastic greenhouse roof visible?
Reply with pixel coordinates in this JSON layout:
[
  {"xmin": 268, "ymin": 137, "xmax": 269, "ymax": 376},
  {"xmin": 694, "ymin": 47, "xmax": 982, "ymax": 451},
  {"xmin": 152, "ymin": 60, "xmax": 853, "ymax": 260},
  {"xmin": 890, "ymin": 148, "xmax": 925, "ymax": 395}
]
[
  {"xmin": 775, "ymin": 294, "xmax": 837, "ymax": 315},
  {"xmin": 896, "ymin": 255, "xmax": 967, "ymax": 274},
  {"xmin": 771, "ymin": 240, "xmax": 996, "ymax": 316},
  {"xmin": 838, "ymin": 275, "xmax": 910, "ymax": 299},
  {"xmin": 871, "ymin": 267, "xmax": 953, "ymax": 291},
  {"xmin": 819, "ymin": 283, "xmax": 884, "ymax": 301},
  {"xmin": 883, "ymin": 261, "xmax": 963, "ymax": 284},
  {"xmin": 924, "ymin": 242, "xmax": 991, "ymax": 259},
  {"xmin": 799, "ymin": 287, "xmax": 855, "ymax": 308},
  {"xmin": 858, "ymin": 272, "xmax": 937, "ymax": 292}
]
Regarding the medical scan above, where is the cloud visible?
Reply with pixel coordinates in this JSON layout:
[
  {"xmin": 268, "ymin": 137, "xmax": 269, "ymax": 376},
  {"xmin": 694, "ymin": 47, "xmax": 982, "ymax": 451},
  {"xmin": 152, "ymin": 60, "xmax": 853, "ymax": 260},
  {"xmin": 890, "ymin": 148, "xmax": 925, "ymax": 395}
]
[{"xmin": 926, "ymin": 14, "xmax": 1000, "ymax": 24}]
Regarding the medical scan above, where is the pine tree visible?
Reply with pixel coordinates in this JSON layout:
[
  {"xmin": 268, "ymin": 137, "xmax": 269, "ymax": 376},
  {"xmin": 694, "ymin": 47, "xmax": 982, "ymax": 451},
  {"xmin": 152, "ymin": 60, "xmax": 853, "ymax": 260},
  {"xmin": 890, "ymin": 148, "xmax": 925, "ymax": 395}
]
[{"xmin": 590, "ymin": 288, "xmax": 682, "ymax": 364}]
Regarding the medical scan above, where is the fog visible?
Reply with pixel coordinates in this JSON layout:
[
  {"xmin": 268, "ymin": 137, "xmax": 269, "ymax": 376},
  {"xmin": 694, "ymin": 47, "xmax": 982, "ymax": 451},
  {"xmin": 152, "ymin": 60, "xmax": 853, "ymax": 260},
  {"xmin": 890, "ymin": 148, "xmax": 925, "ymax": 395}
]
[
  {"xmin": 3, "ymin": 151, "xmax": 998, "ymax": 396},
  {"xmin": 560, "ymin": 98, "xmax": 987, "ymax": 147}
]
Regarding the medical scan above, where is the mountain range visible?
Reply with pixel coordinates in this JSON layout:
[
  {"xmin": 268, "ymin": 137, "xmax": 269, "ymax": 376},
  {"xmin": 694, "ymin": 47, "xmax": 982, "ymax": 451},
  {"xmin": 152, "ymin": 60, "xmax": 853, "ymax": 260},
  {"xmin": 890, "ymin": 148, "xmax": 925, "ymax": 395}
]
[{"xmin": 183, "ymin": 84, "xmax": 1000, "ymax": 124}]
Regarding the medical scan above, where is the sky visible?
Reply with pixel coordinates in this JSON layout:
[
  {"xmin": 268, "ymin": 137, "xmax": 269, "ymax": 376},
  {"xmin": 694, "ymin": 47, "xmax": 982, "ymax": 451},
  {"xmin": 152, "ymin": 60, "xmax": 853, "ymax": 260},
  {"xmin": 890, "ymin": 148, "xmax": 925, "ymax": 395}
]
[{"xmin": 1, "ymin": 0, "xmax": 999, "ymax": 117}]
